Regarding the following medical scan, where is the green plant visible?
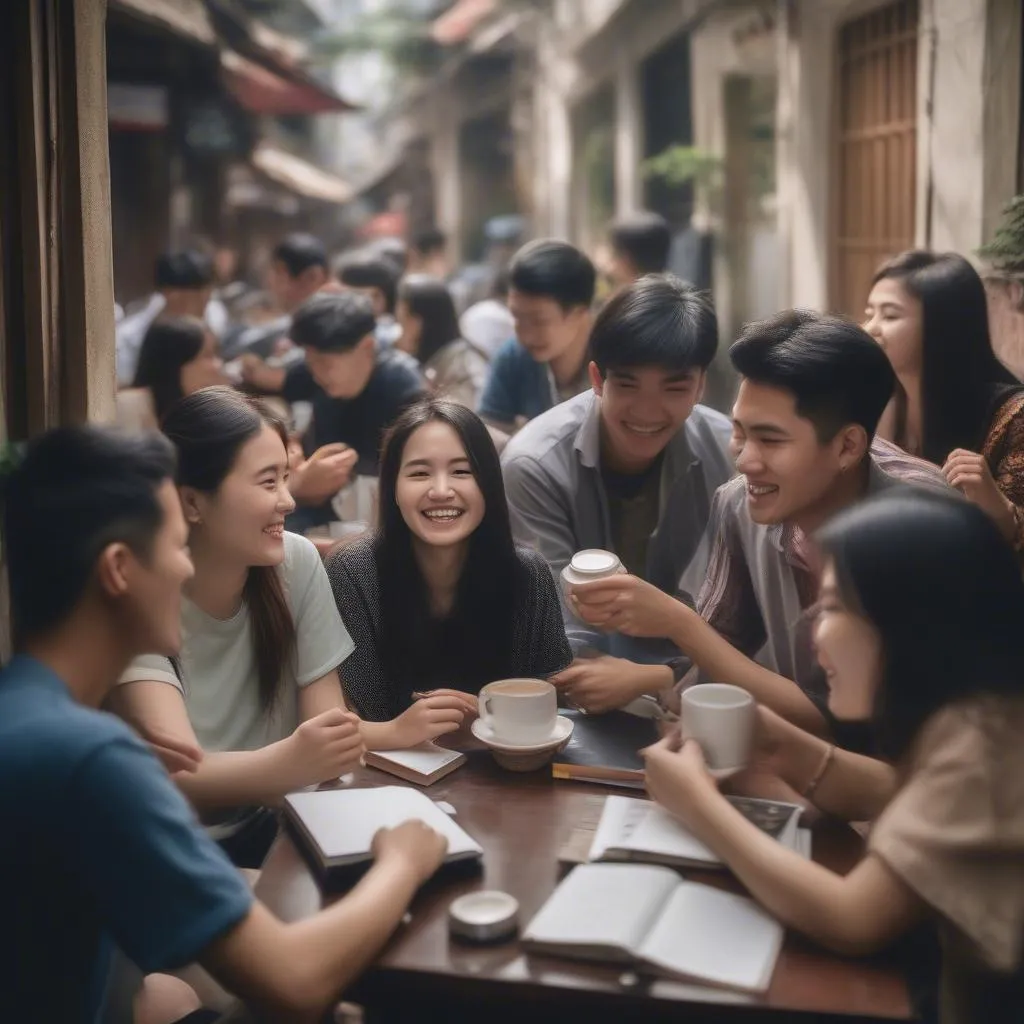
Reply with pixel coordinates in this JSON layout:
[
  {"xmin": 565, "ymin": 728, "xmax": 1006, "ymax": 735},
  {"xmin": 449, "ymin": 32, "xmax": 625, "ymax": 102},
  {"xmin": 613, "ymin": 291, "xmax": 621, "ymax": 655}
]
[
  {"xmin": 641, "ymin": 145, "xmax": 723, "ymax": 191},
  {"xmin": 979, "ymin": 195, "xmax": 1024, "ymax": 276}
]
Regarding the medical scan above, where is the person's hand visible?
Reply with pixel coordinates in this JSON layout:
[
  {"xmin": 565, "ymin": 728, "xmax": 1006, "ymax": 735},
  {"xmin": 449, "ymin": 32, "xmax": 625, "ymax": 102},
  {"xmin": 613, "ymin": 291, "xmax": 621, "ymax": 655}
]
[
  {"xmin": 415, "ymin": 689, "xmax": 479, "ymax": 719},
  {"xmin": 290, "ymin": 444, "xmax": 358, "ymax": 505},
  {"xmin": 550, "ymin": 655, "xmax": 658, "ymax": 714},
  {"xmin": 391, "ymin": 695, "xmax": 472, "ymax": 747},
  {"xmin": 371, "ymin": 819, "xmax": 449, "ymax": 885},
  {"xmin": 724, "ymin": 705, "xmax": 809, "ymax": 806},
  {"xmin": 144, "ymin": 728, "xmax": 204, "ymax": 777},
  {"xmin": 285, "ymin": 707, "xmax": 365, "ymax": 788},
  {"xmin": 942, "ymin": 449, "xmax": 1016, "ymax": 539},
  {"xmin": 569, "ymin": 575, "xmax": 687, "ymax": 639},
  {"xmin": 239, "ymin": 354, "xmax": 286, "ymax": 393},
  {"xmin": 641, "ymin": 734, "xmax": 719, "ymax": 824}
]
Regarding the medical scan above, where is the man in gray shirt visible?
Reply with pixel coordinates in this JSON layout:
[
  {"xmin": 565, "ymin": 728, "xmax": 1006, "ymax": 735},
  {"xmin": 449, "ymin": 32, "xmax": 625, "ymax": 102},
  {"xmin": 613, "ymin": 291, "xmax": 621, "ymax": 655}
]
[
  {"xmin": 571, "ymin": 310, "xmax": 948, "ymax": 746},
  {"xmin": 501, "ymin": 275, "xmax": 733, "ymax": 714}
]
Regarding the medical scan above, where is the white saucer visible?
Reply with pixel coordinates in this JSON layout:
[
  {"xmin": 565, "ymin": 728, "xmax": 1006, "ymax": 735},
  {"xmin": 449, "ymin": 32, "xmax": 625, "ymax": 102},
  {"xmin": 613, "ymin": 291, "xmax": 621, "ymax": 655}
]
[{"xmin": 471, "ymin": 716, "xmax": 574, "ymax": 753}]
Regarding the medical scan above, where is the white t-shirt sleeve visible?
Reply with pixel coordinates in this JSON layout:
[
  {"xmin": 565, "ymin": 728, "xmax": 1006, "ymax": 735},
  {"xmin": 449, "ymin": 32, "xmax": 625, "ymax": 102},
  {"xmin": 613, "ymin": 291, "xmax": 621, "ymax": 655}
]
[
  {"xmin": 284, "ymin": 532, "xmax": 356, "ymax": 688},
  {"xmin": 118, "ymin": 653, "xmax": 182, "ymax": 691}
]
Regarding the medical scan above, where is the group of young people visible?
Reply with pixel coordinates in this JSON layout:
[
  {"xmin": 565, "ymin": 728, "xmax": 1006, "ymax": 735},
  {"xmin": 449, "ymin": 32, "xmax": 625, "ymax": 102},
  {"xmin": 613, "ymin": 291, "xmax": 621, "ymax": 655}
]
[{"xmin": 5, "ymin": 231, "xmax": 1024, "ymax": 1023}]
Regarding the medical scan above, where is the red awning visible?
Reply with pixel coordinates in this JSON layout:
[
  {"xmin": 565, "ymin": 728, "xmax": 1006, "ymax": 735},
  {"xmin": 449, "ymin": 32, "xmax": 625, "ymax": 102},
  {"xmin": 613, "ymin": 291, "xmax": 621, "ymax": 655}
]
[
  {"xmin": 221, "ymin": 50, "xmax": 355, "ymax": 115},
  {"xmin": 431, "ymin": 0, "xmax": 496, "ymax": 45}
]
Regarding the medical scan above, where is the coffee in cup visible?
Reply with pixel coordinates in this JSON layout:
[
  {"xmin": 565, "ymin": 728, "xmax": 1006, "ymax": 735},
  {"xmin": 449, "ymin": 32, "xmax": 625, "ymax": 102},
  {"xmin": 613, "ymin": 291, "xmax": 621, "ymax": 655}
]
[
  {"xmin": 478, "ymin": 678, "xmax": 557, "ymax": 746},
  {"xmin": 679, "ymin": 683, "xmax": 756, "ymax": 771},
  {"xmin": 560, "ymin": 549, "xmax": 625, "ymax": 597}
]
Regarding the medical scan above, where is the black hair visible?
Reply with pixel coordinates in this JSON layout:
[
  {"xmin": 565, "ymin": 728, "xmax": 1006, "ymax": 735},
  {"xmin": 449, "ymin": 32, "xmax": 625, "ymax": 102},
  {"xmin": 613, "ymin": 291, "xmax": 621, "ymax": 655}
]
[
  {"xmin": 337, "ymin": 252, "xmax": 400, "ymax": 315},
  {"xmin": 398, "ymin": 275, "xmax": 461, "ymax": 364},
  {"xmin": 133, "ymin": 317, "xmax": 208, "ymax": 421},
  {"xmin": 413, "ymin": 227, "xmax": 447, "ymax": 256},
  {"xmin": 373, "ymin": 236, "xmax": 409, "ymax": 274},
  {"xmin": 2, "ymin": 426, "xmax": 176, "ymax": 643},
  {"xmin": 609, "ymin": 212, "xmax": 672, "ymax": 276},
  {"xmin": 369, "ymin": 400, "xmax": 523, "ymax": 698},
  {"xmin": 590, "ymin": 274, "xmax": 717, "ymax": 375},
  {"xmin": 154, "ymin": 250, "xmax": 214, "ymax": 291},
  {"xmin": 871, "ymin": 251, "xmax": 1021, "ymax": 464},
  {"xmin": 819, "ymin": 490, "xmax": 1024, "ymax": 760},
  {"xmin": 508, "ymin": 239, "xmax": 596, "ymax": 311},
  {"xmin": 161, "ymin": 387, "xmax": 296, "ymax": 714},
  {"xmin": 271, "ymin": 233, "xmax": 328, "ymax": 279},
  {"xmin": 290, "ymin": 291, "xmax": 377, "ymax": 354},
  {"xmin": 730, "ymin": 309, "xmax": 896, "ymax": 442}
]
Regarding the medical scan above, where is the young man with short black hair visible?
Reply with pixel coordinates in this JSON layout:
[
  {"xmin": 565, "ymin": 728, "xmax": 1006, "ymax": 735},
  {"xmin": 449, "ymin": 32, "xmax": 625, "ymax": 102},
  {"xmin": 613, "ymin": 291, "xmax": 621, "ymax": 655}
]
[
  {"xmin": 0, "ymin": 425, "xmax": 446, "ymax": 1023},
  {"xmin": 502, "ymin": 275, "xmax": 733, "ymax": 713},
  {"xmin": 607, "ymin": 211, "xmax": 673, "ymax": 287},
  {"xmin": 571, "ymin": 309, "xmax": 948, "ymax": 741},
  {"xmin": 337, "ymin": 251, "xmax": 403, "ymax": 347},
  {"xmin": 224, "ymin": 233, "xmax": 329, "ymax": 360},
  {"xmin": 479, "ymin": 239, "xmax": 596, "ymax": 433},
  {"xmin": 116, "ymin": 250, "xmax": 215, "ymax": 384},
  {"xmin": 409, "ymin": 226, "xmax": 449, "ymax": 278}
]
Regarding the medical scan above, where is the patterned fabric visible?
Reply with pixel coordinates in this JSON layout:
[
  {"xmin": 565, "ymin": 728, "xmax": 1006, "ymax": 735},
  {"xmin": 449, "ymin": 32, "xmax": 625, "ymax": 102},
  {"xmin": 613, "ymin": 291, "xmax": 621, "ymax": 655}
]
[
  {"xmin": 327, "ymin": 538, "xmax": 573, "ymax": 721},
  {"xmin": 982, "ymin": 391, "xmax": 1024, "ymax": 552}
]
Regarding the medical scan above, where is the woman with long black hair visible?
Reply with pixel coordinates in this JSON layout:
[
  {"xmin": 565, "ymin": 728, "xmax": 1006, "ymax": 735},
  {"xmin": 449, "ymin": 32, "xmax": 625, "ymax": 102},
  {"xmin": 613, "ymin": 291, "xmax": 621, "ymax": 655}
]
[
  {"xmin": 641, "ymin": 491, "xmax": 1024, "ymax": 1023},
  {"xmin": 327, "ymin": 398, "xmax": 572, "ymax": 723},
  {"xmin": 864, "ymin": 251, "xmax": 1024, "ymax": 549},
  {"xmin": 109, "ymin": 387, "xmax": 364, "ymax": 867}
]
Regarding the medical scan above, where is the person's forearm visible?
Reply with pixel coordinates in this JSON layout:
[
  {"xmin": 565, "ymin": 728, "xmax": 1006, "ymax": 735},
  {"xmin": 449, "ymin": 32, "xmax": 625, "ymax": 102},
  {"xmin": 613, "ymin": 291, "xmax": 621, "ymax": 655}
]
[
  {"xmin": 359, "ymin": 719, "xmax": 404, "ymax": 750},
  {"xmin": 669, "ymin": 613, "xmax": 827, "ymax": 735},
  {"xmin": 771, "ymin": 717, "xmax": 896, "ymax": 821},
  {"xmin": 629, "ymin": 662, "xmax": 673, "ymax": 700},
  {"xmin": 176, "ymin": 742, "xmax": 296, "ymax": 810},
  {"xmin": 683, "ymin": 793, "xmax": 887, "ymax": 956}
]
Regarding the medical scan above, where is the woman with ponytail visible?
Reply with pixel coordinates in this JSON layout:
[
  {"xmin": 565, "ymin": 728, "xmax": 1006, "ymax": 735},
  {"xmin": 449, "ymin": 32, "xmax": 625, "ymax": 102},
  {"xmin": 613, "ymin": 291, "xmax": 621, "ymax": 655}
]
[{"xmin": 109, "ymin": 387, "xmax": 364, "ymax": 867}]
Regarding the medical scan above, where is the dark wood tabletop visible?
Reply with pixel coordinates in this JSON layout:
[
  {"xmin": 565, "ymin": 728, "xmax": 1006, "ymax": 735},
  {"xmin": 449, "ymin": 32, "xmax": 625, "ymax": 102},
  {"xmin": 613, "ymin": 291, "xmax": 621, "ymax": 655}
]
[{"xmin": 256, "ymin": 751, "xmax": 912, "ymax": 1024}]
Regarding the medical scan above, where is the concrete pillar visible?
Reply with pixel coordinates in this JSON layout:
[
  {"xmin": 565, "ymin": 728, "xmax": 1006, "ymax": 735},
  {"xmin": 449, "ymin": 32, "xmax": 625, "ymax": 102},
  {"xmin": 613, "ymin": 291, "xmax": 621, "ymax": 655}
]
[
  {"xmin": 613, "ymin": 57, "xmax": 642, "ymax": 216},
  {"xmin": 430, "ymin": 88, "xmax": 463, "ymax": 264}
]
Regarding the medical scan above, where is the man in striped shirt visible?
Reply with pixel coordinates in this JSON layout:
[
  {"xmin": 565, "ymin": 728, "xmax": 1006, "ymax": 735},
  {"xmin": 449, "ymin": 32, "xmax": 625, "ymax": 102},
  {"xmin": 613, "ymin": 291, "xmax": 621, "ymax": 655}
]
[{"xmin": 571, "ymin": 310, "xmax": 949, "ymax": 745}]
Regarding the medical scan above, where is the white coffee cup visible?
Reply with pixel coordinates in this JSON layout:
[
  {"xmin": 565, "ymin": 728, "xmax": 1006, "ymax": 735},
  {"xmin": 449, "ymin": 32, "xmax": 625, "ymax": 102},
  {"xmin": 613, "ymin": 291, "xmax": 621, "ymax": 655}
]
[
  {"xmin": 679, "ymin": 683, "xmax": 756, "ymax": 771},
  {"xmin": 478, "ymin": 678, "xmax": 557, "ymax": 746},
  {"xmin": 560, "ymin": 549, "xmax": 625, "ymax": 597}
]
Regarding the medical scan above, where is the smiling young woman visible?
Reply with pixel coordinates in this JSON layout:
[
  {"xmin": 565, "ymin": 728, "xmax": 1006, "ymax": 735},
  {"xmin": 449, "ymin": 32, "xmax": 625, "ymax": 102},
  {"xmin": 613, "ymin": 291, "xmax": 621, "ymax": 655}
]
[
  {"xmin": 326, "ymin": 399, "xmax": 572, "ymax": 732},
  {"xmin": 108, "ymin": 387, "xmax": 364, "ymax": 868}
]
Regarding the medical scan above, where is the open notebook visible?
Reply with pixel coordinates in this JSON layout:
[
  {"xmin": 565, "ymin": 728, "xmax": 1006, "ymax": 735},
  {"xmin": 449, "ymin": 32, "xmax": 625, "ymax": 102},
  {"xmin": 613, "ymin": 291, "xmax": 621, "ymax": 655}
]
[
  {"xmin": 523, "ymin": 863, "xmax": 784, "ymax": 994},
  {"xmin": 283, "ymin": 786, "xmax": 482, "ymax": 873},
  {"xmin": 590, "ymin": 795, "xmax": 807, "ymax": 870}
]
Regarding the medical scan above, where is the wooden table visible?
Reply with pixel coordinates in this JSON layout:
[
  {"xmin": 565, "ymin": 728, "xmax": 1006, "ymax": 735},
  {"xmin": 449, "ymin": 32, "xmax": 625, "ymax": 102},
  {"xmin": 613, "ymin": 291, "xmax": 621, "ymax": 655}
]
[{"xmin": 256, "ymin": 751, "xmax": 912, "ymax": 1023}]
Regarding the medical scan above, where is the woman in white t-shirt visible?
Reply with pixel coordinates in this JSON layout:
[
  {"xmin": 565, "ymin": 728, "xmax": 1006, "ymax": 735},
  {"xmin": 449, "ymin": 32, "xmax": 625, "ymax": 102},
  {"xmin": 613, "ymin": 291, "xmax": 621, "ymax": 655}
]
[{"xmin": 110, "ymin": 386, "xmax": 364, "ymax": 867}]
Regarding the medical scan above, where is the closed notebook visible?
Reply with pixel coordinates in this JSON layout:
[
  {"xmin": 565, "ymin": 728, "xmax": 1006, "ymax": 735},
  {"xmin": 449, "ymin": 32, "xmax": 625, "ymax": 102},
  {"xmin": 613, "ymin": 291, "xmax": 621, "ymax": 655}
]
[
  {"xmin": 589, "ymin": 795, "xmax": 805, "ymax": 870},
  {"xmin": 363, "ymin": 744, "xmax": 466, "ymax": 786},
  {"xmin": 551, "ymin": 710, "xmax": 659, "ymax": 787},
  {"xmin": 523, "ymin": 863, "xmax": 783, "ymax": 994},
  {"xmin": 283, "ymin": 785, "xmax": 482, "ymax": 872}
]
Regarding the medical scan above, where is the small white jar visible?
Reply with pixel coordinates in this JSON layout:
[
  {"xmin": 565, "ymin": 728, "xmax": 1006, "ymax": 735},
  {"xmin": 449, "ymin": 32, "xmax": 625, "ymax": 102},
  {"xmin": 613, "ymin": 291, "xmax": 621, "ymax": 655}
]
[{"xmin": 560, "ymin": 548, "xmax": 625, "ymax": 597}]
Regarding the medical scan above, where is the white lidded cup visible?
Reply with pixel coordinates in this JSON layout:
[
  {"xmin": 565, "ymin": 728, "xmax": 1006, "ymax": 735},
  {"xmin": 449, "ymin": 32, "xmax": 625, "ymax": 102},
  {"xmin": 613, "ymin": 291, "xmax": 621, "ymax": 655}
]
[
  {"xmin": 679, "ymin": 683, "xmax": 756, "ymax": 771},
  {"xmin": 478, "ymin": 678, "xmax": 557, "ymax": 746},
  {"xmin": 560, "ymin": 548, "xmax": 625, "ymax": 597}
]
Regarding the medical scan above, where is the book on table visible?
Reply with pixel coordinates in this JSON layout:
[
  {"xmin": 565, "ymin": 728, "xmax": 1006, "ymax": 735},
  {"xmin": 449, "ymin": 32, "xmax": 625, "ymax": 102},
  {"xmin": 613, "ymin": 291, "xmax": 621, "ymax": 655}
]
[
  {"xmin": 283, "ymin": 785, "xmax": 482, "ymax": 875},
  {"xmin": 363, "ymin": 743, "xmax": 466, "ymax": 786},
  {"xmin": 523, "ymin": 862, "xmax": 784, "ymax": 994},
  {"xmin": 589, "ymin": 794, "xmax": 808, "ymax": 870},
  {"xmin": 550, "ymin": 709, "xmax": 659, "ymax": 787}
]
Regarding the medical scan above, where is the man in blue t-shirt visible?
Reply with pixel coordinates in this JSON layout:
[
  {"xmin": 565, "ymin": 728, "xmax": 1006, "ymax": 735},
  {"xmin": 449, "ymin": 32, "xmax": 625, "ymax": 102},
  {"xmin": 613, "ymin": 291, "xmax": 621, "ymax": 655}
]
[
  {"xmin": 478, "ymin": 240, "xmax": 596, "ymax": 434},
  {"xmin": 0, "ymin": 426, "xmax": 447, "ymax": 1023}
]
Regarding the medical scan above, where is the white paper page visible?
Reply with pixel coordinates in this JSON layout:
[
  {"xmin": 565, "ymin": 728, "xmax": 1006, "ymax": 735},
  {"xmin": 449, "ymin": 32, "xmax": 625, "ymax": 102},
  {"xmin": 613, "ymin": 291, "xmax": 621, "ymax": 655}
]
[
  {"xmin": 588, "ymin": 796, "xmax": 651, "ymax": 861},
  {"xmin": 371, "ymin": 744, "xmax": 462, "ymax": 774},
  {"xmin": 589, "ymin": 796, "xmax": 719, "ymax": 866},
  {"xmin": 285, "ymin": 786, "xmax": 482, "ymax": 862},
  {"xmin": 638, "ymin": 882, "xmax": 784, "ymax": 993},
  {"xmin": 523, "ymin": 863, "xmax": 680, "ymax": 954}
]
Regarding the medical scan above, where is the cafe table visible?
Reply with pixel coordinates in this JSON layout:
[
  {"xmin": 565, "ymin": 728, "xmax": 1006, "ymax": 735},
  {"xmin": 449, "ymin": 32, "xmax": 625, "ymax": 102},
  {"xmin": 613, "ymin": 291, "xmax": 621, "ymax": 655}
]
[{"xmin": 255, "ymin": 751, "xmax": 912, "ymax": 1024}]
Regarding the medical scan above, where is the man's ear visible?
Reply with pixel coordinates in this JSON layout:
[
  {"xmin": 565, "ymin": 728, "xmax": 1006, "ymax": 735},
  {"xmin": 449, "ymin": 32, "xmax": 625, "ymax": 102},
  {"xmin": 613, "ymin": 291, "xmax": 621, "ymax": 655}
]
[
  {"xmin": 588, "ymin": 360, "xmax": 604, "ymax": 396},
  {"xmin": 303, "ymin": 265, "xmax": 328, "ymax": 292},
  {"xmin": 94, "ymin": 543, "xmax": 133, "ymax": 599},
  {"xmin": 836, "ymin": 424, "xmax": 870, "ymax": 471},
  {"xmin": 179, "ymin": 486, "xmax": 204, "ymax": 527},
  {"xmin": 359, "ymin": 333, "xmax": 377, "ymax": 357}
]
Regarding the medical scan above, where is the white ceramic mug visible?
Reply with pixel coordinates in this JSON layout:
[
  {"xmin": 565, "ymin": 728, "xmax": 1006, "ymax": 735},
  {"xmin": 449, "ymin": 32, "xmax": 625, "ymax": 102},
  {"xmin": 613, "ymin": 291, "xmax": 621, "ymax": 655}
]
[
  {"xmin": 560, "ymin": 549, "xmax": 626, "ymax": 597},
  {"xmin": 478, "ymin": 679, "xmax": 557, "ymax": 746},
  {"xmin": 679, "ymin": 683, "xmax": 756, "ymax": 770}
]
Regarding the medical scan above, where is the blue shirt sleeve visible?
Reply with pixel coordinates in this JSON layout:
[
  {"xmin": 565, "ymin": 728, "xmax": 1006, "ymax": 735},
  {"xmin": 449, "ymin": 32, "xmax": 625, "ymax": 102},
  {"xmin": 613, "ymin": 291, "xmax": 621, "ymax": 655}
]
[
  {"xmin": 478, "ymin": 338, "xmax": 521, "ymax": 424},
  {"xmin": 64, "ymin": 735, "xmax": 253, "ymax": 973}
]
